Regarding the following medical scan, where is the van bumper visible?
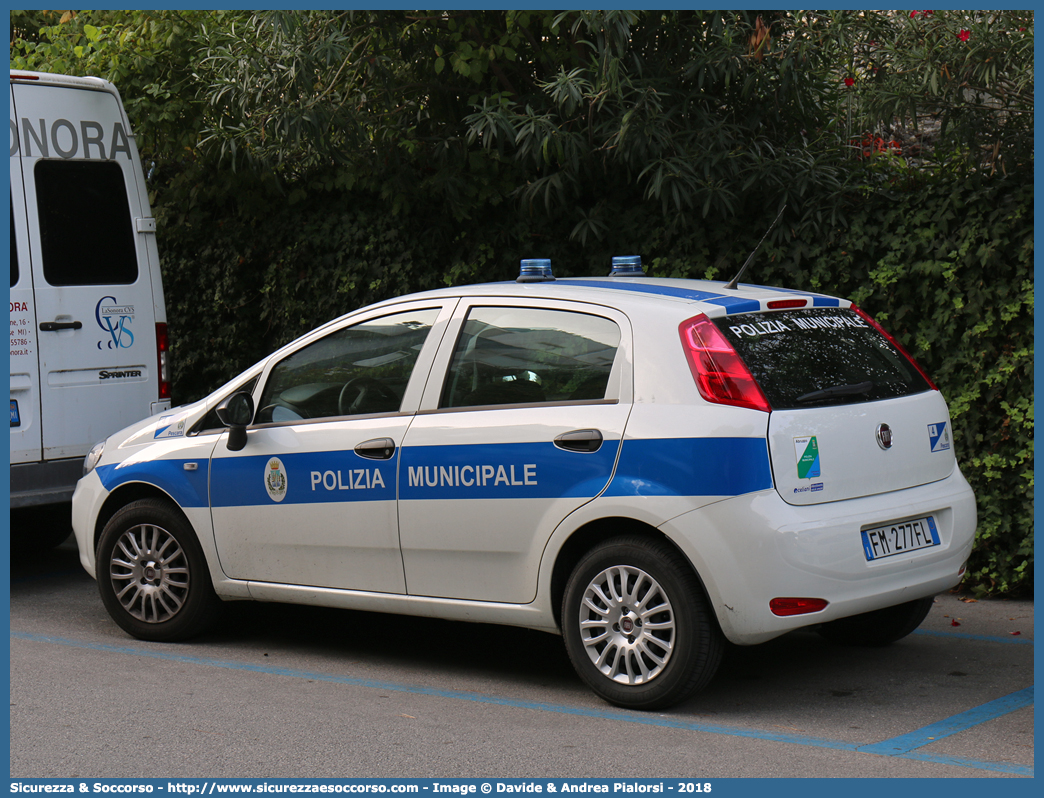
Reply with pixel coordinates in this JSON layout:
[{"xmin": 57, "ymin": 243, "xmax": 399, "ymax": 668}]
[{"xmin": 10, "ymin": 458, "xmax": 82, "ymax": 508}]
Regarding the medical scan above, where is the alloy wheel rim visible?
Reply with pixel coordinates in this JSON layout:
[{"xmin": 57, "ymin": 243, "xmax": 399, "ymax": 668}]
[
  {"xmin": 578, "ymin": 564, "xmax": 676, "ymax": 685},
  {"xmin": 109, "ymin": 523, "xmax": 189, "ymax": 623}
]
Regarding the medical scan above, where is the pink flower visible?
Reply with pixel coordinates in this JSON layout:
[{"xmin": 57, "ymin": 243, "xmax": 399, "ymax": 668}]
[
  {"xmin": 958, "ymin": 29, "xmax": 971, "ymax": 42},
  {"xmin": 844, "ymin": 77, "xmax": 855, "ymax": 87}
]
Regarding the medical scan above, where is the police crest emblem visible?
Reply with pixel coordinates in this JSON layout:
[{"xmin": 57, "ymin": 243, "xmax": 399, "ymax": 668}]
[{"xmin": 265, "ymin": 457, "xmax": 288, "ymax": 502}]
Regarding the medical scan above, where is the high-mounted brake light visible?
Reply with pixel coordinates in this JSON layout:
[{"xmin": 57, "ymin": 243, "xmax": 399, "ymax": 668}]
[
  {"xmin": 850, "ymin": 305, "xmax": 938, "ymax": 390},
  {"xmin": 767, "ymin": 299, "xmax": 807, "ymax": 310},
  {"xmin": 156, "ymin": 323, "xmax": 171, "ymax": 400},
  {"xmin": 679, "ymin": 314, "xmax": 771, "ymax": 413},
  {"xmin": 770, "ymin": 597, "xmax": 829, "ymax": 617}
]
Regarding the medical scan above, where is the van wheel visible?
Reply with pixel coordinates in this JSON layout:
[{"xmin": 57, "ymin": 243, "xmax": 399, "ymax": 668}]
[
  {"xmin": 818, "ymin": 596, "xmax": 935, "ymax": 647},
  {"xmin": 96, "ymin": 499, "xmax": 220, "ymax": 642},
  {"xmin": 561, "ymin": 536, "xmax": 723, "ymax": 710}
]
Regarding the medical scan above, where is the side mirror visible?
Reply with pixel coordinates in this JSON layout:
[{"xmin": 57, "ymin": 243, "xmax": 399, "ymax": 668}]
[{"xmin": 215, "ymin": 391, "xmax": 255, "ymax": 452}]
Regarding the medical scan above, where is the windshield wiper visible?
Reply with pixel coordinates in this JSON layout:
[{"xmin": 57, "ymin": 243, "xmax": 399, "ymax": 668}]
[{"xmin": 795, "ymin": 381, "xmax": 874, "ymax": 404}]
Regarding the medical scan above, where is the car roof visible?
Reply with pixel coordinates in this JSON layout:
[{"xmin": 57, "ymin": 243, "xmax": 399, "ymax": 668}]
[{"xmin": 375, "ymin": 276, "xmax": 847, "ymax": 318}]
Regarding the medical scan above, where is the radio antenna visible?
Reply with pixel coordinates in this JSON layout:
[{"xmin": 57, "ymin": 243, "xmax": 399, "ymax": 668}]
[{"xmin": 723, "ymin": 204, "xmax": 787, "ymax": 290}]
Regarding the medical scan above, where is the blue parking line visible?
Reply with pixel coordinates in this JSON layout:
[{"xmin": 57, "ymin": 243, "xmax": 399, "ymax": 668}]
[
  {"xmin": 11, "ymin": 630, "xmax": 1033, "ymax": 776},
  {"xmin": 859, "ymin": 687, "xmax": 1034, "ymax": 754}
]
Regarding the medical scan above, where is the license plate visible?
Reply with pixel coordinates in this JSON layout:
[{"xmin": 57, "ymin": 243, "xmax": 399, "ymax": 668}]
[
  {"xmin": 10, "ymin": 400, "xmax": 20, "ymax": 427},
  {"xmin": 862, "ymin": 516, "xmax": 939, "ymax": 561}
]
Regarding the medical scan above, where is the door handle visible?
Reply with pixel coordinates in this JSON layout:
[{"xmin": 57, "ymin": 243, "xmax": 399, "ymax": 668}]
[
  {"xmin": 354, "ymin": 437, "xmax": 396, "ymax": 460},
  {"xmin": 39, "ymin": 320, "xmax": 83, "ymax": 332},
  {"xmin": 554, "ymin": 429, "xmax": 603, "ymax": 453}
]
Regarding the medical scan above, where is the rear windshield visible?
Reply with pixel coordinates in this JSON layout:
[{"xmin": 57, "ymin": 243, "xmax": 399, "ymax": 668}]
[{"xmin": 714, "ymin": 308, "xmax": 932, "ymax": 409}]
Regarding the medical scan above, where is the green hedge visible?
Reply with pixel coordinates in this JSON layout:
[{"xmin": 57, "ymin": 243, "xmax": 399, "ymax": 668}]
[{"xmin": 158, "ymin": 171, "xmax": 1032, "ymax": 597}]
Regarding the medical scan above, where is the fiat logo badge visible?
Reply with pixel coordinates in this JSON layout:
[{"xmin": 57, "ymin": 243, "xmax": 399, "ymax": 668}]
[{"xmin": 876, "ymin": 423, "xmax": 893, "ymax": 450}]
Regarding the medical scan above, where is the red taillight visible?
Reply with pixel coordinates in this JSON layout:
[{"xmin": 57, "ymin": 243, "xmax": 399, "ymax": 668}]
[
  {"xmin": 770, "ymin": 597, "xmax": 829, "ymax": 617},
  {"xmin": 850, "ymin": 305, "xmax": 938, "ymax": 390},
  {"xmin": 767, "ymin": 299, "xmax": 807, "ymax": 310},
  {"xmin": 679, "ymin": 314, "xmax": 771, "ymax": 413},
  {"xmin": 156, "ymin": 323, "xmax": 171, "ymax": 400}
]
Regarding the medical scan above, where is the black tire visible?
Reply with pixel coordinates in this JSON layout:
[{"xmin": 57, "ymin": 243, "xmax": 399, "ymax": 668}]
[
  {"xmin": 818, "ymin": 596, "xmax": 935, "ymax": 647},
  {"xmin": 561, "ymin": 535, "xmax": 723, "ymax": 710},
  {"xmin": 96, "ymin": 498, "xmax": 221, "ymax": 642}
]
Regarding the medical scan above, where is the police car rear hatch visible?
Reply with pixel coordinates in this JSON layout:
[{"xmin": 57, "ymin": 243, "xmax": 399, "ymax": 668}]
[{"xmin": 712, "ymin": 306, "xmax": 956, "ymax": 507}]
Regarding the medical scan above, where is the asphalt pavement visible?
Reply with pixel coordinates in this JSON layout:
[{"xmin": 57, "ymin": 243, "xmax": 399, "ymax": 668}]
[{"xmin": 7, "ymin": 528, "xmax": 1034, "ymax": 780}]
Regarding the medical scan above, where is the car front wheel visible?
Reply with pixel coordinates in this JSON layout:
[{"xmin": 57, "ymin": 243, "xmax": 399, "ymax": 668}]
[
  {"xmin": 561, "ymin": 535, "xmax": 723, "ymax": 710},
  {"xmin": 96, "ymin": 498, "xmax": 220, "ymax": 642}
]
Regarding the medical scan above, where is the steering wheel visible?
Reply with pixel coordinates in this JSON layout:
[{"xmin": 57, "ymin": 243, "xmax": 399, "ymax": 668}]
[{"xmin": 338, "ymin": 377, "xmax": 399, "ymax": 416}]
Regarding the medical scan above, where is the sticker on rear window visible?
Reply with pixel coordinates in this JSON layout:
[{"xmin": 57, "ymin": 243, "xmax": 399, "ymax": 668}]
[
  {"xmin": 795, "ymin": 436, "xmax": 821, "ymax": 479},
  {"xmin": 928, "ymin": 422, "xmax": 951, "ymax": 453}
]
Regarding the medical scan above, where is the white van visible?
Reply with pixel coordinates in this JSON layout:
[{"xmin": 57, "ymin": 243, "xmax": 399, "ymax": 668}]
[{"xmin": 10, "ymin": 70, "xmax": 171, "ymax": 514}]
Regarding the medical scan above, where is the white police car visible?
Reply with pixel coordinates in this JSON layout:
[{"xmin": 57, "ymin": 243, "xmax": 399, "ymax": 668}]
[{"xmin": 72, "ymin": 258, "xmax": 976, "ymax": 710}]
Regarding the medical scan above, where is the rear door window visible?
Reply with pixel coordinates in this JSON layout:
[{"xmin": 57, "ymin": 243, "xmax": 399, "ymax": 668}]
[
  {"xmin": 34, "ymin": 160, "xmax": 138, "ymax": 286},
  {"xmin": 440, "ymin": 306, "xmax": 621, "ymax": 408},
  {"xmin": 714, "ymin": 308, "xmax": 931, "ymax": 409}
]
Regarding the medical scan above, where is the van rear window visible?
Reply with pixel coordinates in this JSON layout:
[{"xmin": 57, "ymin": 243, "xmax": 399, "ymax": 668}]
[
  {"xmin": 713, "ymin": 308, "xmax": 931, "ymax": 409},
  {"xmin": 35, "ymin": 160, "xmax": 138, "ymax": 286}
]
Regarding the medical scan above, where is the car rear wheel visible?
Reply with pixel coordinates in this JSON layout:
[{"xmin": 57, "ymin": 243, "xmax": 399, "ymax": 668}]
[
  {"xmin": 817, "ymin": 596, "xmax": 935, "ymax": 647},
  {"xmin": 96, "ymin": 498, "xmax": 220, "ymax": 642},
  {"xmin": 561, "ymin": 535, "xmax": 723, "ymax": 710}
]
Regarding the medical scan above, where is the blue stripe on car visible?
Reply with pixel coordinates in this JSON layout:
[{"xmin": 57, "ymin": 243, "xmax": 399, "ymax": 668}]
[
  {"xmin": 605, "ymin": 437, "xmax": 773, "ymax": 497},
  {"xmin": 98, "ymin": 437, "xmax": 772, "ymax": 508},
  {"xmin": 96, "ymin": 460, "xmax": 211, "ymax": 508},
  {"xmin": 559, "ymin": 279, "xmax": 841, "ymax": 313},
  {"xmin": 561, "ymin": 280, "xmax": 762, "ymax": 314},
  {"xmin": 398, "ymin": 441, "xmax": 619, "ymax": 500}
]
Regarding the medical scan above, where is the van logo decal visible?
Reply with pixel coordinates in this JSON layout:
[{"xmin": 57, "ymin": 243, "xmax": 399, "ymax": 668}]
[
  {"xmin": 10, "ymin": 117, "xmax": 133, "ymax": 161},
  {"xmin": 96, "ymin": 296, "xmax": 136, "ymax": 349}
]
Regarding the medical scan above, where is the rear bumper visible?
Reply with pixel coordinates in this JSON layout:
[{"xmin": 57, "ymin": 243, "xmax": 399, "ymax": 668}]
[{"xmin": 663, "ymin": 468, "xmax": 977, "ymax": 644}]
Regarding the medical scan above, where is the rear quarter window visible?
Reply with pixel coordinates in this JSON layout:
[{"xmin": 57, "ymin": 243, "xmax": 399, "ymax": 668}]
[{"xmin": 714, "ymin": 308, "xmax": 931, "ymax": 409}]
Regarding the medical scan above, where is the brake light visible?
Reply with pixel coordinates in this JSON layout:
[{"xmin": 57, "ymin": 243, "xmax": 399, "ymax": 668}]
[
  {"xmin": 767, "ymin": 299, "xmax": 807, "ymax": 309},
  {"xmin": 850, "ymin": 305, "xmax": 937, "ymax": 390},
  {"xmin": 156, "ymin": 323, "xmax": 171, "ymax": 400},
  {"xmin": 770, "ymin": 597, "xmax": 829, "ymax": 616},
  {"xmin": 679, "ymin": 314, "xmax": 771, "ymax": 413}
]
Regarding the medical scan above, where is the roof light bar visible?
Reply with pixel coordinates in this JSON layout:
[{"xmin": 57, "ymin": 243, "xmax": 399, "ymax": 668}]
[
  {"xmin": 517, "ymin": 259, "xmax": 555, "ymax": 283},
  {"xmin": 610, "ymin": 256, "xmax": 645, "ymax": 277}
]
